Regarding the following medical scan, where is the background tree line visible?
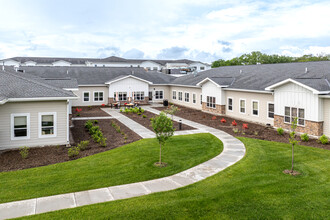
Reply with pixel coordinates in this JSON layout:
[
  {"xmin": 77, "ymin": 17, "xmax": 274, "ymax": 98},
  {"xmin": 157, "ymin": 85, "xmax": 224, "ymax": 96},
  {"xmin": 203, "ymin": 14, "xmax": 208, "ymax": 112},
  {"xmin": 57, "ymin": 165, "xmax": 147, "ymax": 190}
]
[{"xmin": 211, "ymin": 51, "xmax": 330, "ymax": 68}]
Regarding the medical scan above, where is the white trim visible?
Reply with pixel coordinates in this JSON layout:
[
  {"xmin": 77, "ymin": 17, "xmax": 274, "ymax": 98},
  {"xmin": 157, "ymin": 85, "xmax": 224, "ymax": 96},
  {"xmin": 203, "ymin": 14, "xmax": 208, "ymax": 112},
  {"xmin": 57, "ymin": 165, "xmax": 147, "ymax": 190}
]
[
  {"xmin": 184, "ymin": 92, "xmax": 190, "ymax": 103},
  {"xmin": 267, "ymin": 102, "xmax": 275, "ymax": 120},
  {"xmin": 178, "ymin": 91, "xmax": 183, "ymax": 102},
  {"xmin": 64, "ymin": 88, "xmax": 79, "ymax": 91},
  {"xmin": 227, "ymin": 97, "xmax": 233, "ymax": 112},
  {"xmin": 172, "ymin": 90, "xmax": 177, "ymax": 100},
  {"xmin": 224, "ymin": 88, "xmax": 273, "ymax": 94},
  {"xmin": 154, "ymin": 89, "xmax": 164, "ymax": 100},
  {"xmin": 11, "ymin": 113, "xmax": 30, "ymax": 140},
  {"xmin": 52, "ymin": 60, "xmax": 71, "ymax": 65},
  {"xmin": 93, "ymin": 91, "xmax": 104, "ymax": 102},
  {"xmin": 79, "ymin": 84, "xmax": 106, "ymax": 87},
  {"xmin": 83, "ymin": 91, "xmax": 90, "ymax": 102},
  {"xmin": 192, "ymin": 93, "xmax": 197, "ymax": 104},
  {"xmin": 38, "ymin": 112, "xmax": 57, "ymax": 138},
  {"xmin": 105, "ymin": 75, "xmax": 153, "ymax": 85},
  {"xmin": 284, "ymin": 106, "xmax": 306, "ymax": 127},
  {"xmin": 265, "ymin": 78, "xmax": 327, "ymax": 94},
  {"xmin": 7, "ymin": 97, "xmax": 77, "ymax": 102},
  {"xmin": 66, "ymin": 101, "xmax": 70, "ymax": 144},
  {"xmin": 239, "ymin": 98, "xmax": 246, "ymax": 114},
  {"xmin": 0, "ymin": 99, "xmax": 8, "ymax": 104},
  {"xmin": 251, "ymin": 100, "xmax": 259, "ymax": 117},
  {"xmin": 196, "ymin": 77, "xmax": 221, "ymax": 87}
]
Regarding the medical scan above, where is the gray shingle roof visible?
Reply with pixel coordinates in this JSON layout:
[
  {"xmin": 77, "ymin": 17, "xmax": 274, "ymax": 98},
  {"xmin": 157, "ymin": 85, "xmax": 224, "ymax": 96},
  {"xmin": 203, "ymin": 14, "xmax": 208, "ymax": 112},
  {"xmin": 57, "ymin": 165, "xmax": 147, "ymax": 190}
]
[{"xmin": 0, "ymin": 70, "xmax": 76, "ymax": 101}]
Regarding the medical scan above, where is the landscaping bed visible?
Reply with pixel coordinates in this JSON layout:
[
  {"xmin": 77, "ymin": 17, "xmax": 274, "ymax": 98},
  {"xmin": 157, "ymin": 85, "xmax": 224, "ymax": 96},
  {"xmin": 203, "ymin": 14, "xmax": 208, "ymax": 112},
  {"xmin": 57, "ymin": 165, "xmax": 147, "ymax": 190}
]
[
  {"xmin": 155, "ymin": 105, "xmax": 330, "ymax": 150},
  {"xmin": 121, "ymin": 110, "xmax": 195, "ymax": 131},
  {"xmin": 0, "ymin": 119, "xmax": 140, "ymax": 172},
  {"xmin": 72, "ymin": 106, "xmax": 109, "ymax": 117}
]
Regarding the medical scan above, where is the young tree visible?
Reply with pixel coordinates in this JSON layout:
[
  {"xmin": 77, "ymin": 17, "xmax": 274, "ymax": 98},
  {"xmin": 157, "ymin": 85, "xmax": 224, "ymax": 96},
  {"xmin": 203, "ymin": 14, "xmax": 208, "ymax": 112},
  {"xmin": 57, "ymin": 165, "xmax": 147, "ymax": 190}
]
[
  {"xmin": 151, "ymin": 112, "xmax": 175, "ymax": 167},
  {"xmin": 164, "ymin": 105, "xmax": 180, "ymax": 121},
  {"xmin": 289, "ymin": 117, "xmax": 299, "ymax": 173}
]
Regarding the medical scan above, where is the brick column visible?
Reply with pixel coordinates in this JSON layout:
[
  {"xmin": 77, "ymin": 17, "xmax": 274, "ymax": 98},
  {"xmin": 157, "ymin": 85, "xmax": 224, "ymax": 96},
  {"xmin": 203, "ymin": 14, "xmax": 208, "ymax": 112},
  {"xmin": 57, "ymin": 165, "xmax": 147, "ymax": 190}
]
[{"xmin": 202, "ymin": 102, "xmax": 226, "ymax": 115}]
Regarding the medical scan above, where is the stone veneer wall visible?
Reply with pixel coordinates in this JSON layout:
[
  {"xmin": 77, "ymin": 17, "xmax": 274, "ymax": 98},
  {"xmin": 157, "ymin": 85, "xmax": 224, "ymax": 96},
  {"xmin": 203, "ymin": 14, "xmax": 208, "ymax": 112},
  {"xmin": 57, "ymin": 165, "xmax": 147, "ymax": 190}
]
[
  {"xmin": 202, "ymin": 102, "xmax": 225, "ymax": 115},
  {"xmin": 274, "ymin": 115, "xmax": 323, "ymax": 136},
  {"xmin": 108, "ymin": 97, "xmax": 149, "ymax": 105}
]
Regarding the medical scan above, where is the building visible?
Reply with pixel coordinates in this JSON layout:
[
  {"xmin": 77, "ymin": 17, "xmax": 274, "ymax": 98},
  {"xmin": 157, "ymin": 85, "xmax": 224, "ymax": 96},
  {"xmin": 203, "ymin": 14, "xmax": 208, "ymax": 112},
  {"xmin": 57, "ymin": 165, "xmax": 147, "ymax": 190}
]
[{"xmin": 1, "ymin": 61, "xmax": 330, "ymax": 150}]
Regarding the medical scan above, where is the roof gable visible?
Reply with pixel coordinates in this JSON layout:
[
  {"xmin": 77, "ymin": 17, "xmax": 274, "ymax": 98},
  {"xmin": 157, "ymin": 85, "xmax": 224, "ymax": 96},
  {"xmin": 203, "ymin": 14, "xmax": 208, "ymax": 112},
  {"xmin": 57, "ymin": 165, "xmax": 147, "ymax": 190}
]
[{"xmin": 105, "ymin": 75, "xmax": 153, "ymax": 85}]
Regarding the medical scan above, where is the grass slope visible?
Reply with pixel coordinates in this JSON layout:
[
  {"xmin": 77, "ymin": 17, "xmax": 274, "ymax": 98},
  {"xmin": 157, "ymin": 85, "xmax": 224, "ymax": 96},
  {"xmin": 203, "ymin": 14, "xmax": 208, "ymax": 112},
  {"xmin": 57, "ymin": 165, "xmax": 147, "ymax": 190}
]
[
  {"xmin": 0, "ymin": 133, "xmax": 221, "ymax": 204},
  {"xmin": 24, "ymin": 137, "xmax": 330, "ymax": 220}
]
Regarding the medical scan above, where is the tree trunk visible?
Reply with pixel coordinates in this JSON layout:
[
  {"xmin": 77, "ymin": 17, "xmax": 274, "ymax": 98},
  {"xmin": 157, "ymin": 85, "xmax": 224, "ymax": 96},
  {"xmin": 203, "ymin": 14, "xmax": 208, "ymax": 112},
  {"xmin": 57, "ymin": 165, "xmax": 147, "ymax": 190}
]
[
  {"xmin": 159, "ymin": 143, "xmax": 162, "ymax": 164},
  {"xmin": 291, "ymin": 144, "xmax": 294, "ymax": 172}
]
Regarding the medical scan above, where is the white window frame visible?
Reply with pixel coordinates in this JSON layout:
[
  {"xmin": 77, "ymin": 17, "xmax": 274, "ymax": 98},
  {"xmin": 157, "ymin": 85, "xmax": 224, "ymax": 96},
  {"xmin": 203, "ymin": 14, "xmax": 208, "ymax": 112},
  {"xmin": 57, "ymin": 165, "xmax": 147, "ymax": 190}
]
[
  {"xmin": 178, "ymin": 91, "xmax": 183, "ymax": 101},
  {"xmin": 11, "ymin": 113, "xmax": 30, "ymax": 140},
  {"xmin": 192, "ymin": 93, "xmax": 196, "ymax": 104},
  {"xmin": 184, "ymin": 92, "xmax": 190, "ymax": 103},
  {"xmin": 154, "ymin": 90, "xmax": 164, "ymax": 100},
  {"xmin": 93, "ymin": 91, "xmax": 104, "ymax": 102},
  {"xmin": 239, "ymin": 99, "xmax": 246, "ymax": 114},
  {"xmin": 172, "ymin": 90, "xmax": 177, "ymax": 100},
  {"xmin": 83, "ymin": 91, "xmax": 90, "ymax": 102},
  {"xmin": 227, "ymin": 97, "xmax": 233, "ymax": 112},
  {"xmin": 206, "ymin": 96, "xmax": 216, "ymax": 109},
  {"xmin": 267, "ymin": 102, "xmax": 274, "ymax": 120},
  {"xmin": 284, "ymin": 106, "xmax": 305, "ymax": 127},
  {"xmin": 133, "ymin": 91, "xmax": 145, "ymax": 101},
  {"xmin": 251, "ymin": 100, "xmax": 259, "ymax": 117},
  {"xmin": 38, "ymin": 112, "xmax": 57, "ymax": 138}
]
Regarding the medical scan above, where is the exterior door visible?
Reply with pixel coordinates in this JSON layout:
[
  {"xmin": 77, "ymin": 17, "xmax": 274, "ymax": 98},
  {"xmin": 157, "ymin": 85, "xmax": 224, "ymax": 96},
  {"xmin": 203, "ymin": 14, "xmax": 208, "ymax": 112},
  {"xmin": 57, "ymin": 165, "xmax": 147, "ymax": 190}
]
[{"xmin": 149, "ymin": 91, "xmax": 153, "ymax": 101}]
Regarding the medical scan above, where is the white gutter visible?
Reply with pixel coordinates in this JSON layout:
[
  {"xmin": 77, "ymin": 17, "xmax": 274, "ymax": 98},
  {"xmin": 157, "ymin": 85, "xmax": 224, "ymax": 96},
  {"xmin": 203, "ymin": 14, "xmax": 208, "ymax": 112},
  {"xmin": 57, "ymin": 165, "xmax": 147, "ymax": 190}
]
[
  {"xmin": 7, "ymin": 96, "xmax": 78, "ymax": 102},
  {"xmin": 0, "ymin": 99, "xmax": 8, "ymax": 104},
  {"xmin": 223, "ymin": 88, "xmax": 273, "ymax": 94},
  {"xmin": 64, "ymin": 88, "xmax": 79, "ymax": 91},
  {"xmin": 66, "ymin": 100, "xmax": 70, "ymax": 145},
  {"xmin": 79, "ymin": 84, "xmax": 107, "ymax": 87}
]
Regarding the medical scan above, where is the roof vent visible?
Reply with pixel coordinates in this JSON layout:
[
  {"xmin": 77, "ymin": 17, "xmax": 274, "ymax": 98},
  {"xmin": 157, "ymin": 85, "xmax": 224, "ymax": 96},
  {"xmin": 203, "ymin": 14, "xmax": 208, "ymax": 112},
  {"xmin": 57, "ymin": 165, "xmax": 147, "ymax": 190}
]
[
  {"xmin": 66, "ymin": 70, "xmax": 69, "ymax": 75},
  {"xmin": 131, "ymin": 70, "xmax": 134, "ymax": 75},
  {"xmin": 305, "ymin": 67, "xmax": 308, "ymax": 73},
  {"xmin": 14, "ymin": 66, "xmax": 18, "ymax": 72},
  {"xmin": 1, "ymin": 65, "xmax": 4, "ymax": 71},
  {"xmin": 240, "ymin": 69, "xmax": 243, "ymax": 74}
]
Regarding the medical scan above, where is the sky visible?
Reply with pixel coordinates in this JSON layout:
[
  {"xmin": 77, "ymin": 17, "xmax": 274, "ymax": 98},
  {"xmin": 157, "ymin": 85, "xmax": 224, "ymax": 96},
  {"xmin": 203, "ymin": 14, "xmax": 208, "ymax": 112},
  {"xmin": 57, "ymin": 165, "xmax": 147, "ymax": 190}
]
[{"xmin": 0, "ymin": 0, "xmax": 329, "ymax": 63}]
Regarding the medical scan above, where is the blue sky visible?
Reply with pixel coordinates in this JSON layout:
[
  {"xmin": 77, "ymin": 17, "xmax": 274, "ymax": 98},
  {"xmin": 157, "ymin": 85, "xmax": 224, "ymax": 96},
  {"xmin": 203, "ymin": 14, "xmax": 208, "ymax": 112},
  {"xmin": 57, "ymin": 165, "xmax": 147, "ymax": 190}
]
[{"xmin": 0, "ymin": 0, "xmax": 329, "ymax": 62}]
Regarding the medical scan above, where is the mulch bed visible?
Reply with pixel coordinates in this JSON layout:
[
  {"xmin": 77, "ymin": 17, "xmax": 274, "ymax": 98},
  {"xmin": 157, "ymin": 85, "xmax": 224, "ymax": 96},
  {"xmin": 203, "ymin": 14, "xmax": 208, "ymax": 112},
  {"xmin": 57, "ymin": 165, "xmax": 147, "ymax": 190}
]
[
  {"xmin": 155, "ymin": 105, "xmax": 330, "ymax": 150},
  {"xmin": 0, "ymin": 119, "xmax": 141, "ymax": 172},
  {"xmin": 72, "ymin": 106, "xmax": 109, "ymax": 117},
  {"xmin": 121, "ymin": 110, "xmax": 195, "ymax": 131}
]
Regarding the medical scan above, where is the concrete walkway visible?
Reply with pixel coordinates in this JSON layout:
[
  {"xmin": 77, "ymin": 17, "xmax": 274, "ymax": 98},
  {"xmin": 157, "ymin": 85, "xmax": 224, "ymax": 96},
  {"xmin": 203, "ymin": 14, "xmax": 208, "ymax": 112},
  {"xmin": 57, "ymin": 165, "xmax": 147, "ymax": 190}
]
[
  {"xmin": 0, "ymin": 107, "xmax": 245, "ymax": 220},
  {"xmin": 71, "ymin": 116, "xmax": 114, "ymax": 121}
]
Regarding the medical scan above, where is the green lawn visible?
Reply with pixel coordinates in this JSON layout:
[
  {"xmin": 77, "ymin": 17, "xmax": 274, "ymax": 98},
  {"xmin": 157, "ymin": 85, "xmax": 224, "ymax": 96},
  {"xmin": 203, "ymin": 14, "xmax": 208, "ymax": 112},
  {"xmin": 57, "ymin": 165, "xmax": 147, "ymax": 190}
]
[
  {"xmin": 22, "ymin": 137, "xmax": 330, "ymax": 220},
  {"xmin": 0, "ymin": 133, "xmax": 222, "ymax": 204}
]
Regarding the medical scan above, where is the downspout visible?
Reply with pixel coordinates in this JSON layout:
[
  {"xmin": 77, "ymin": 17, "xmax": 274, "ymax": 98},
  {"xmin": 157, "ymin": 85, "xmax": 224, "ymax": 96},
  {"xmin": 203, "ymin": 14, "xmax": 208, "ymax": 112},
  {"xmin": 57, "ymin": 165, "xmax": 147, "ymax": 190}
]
[{"xmin": 66, "ymin": 100, "xmax": 70, "ymax": 146}]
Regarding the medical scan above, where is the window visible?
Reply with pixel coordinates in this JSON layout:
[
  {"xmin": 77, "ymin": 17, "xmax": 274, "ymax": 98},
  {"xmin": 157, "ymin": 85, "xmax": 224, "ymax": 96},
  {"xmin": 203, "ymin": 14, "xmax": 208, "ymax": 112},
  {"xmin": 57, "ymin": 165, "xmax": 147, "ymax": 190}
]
[
  {"xmin": 200, "ymin": 66, "xmax": 205, "ymax": 70},
  {"xmin": 268, "ymin": 103, "xmax": 274, "ymax": 119},
  {"xmin": 94, "ymin": 92, "xmax": 104, "ymax": 102},
  {"xmin": 252, "ymin": 100, "xmax": 259, "ymax": 116},
  {"xmin": 114, "ymin": 92, "xmax": 127, "ymax": 101},
  {"xmin": 285, "ymin": 106, "xmax": 305, "ymax": 126},
  {"xmin": 11, "ymin": 113, "xmax": 30, "ymax": 140},
  {"xmin": 178, "ymin": 92, "xmax": 183, "ymax": 101},
  {"xmin": 228, "ymin": 98, "xmax": 233, "ymax": 111},
  {"xmin": 155, "ymin": 90, "xmax": 163, "ymax": 99},
  {"xmin": 240, "ymin": 99, "xmax": 246, "ymax": 113},
  {"xmin": 83, "ymin": 92, "xmax": 90, "ymax": 102},
  {"xmin": 134, "ymin": 91, "xmax": 144, "ymax": 101},
  {"xmin": 172, "ymin": 91, "xmax": 177, "ymax": 100},
  {"xmin": 193, "ymin": 93, "xmax": 196, "ymax": 104},
  {"xmin": 153, "ymin": 67, "xmax": 158, "ymax": 71},
  {"xmin": 39, "ymin": 113, "xmax": 56, "ymax": 138},
  {"xmin": 200, "ymin": 94, "xmax": 202, "ymax": 105},
  {"xmin": 206, "ymin": 96, "xmax": 216, "ymax": 108},
  {"xmin": 184, "ymin": 92, "xmax": 190, "ymax": 102}
]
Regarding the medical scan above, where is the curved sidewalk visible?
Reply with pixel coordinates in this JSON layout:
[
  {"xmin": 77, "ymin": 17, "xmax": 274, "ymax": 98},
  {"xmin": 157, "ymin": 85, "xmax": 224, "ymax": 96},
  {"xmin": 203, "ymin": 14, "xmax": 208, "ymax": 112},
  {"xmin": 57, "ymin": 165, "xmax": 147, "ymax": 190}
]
[{"xmin": 0, "ymin": 107, "xmax": 245, "ymax": 220}]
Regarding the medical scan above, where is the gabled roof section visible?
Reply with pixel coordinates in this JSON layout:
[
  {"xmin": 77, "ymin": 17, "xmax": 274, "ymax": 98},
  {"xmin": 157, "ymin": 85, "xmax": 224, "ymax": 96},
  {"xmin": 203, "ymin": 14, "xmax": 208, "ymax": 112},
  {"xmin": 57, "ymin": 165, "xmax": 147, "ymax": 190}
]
[
  {"xmin": 105, "ymin": 74, "xmax": 153, "ymax": 85},
  {"xmin": 265, "ymin": 78, "xmax": 330, "ymax": 94}
]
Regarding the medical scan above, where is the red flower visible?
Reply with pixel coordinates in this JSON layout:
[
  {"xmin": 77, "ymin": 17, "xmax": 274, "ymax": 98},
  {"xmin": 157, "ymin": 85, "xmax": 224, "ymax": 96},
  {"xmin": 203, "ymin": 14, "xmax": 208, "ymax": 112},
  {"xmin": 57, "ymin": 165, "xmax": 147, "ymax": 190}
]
[
  {"xmin": 220, "ymin": 118, "xmax": 226, "ymax": 123},
  {"xmin": 75, "ymin": 108, "xmax": 82, "ymax": 113},
  {"xmin": 232, "ymin": 120, "xmax": 237, "ymax": 126},
  {"xmin": 125, "ymin": 103, "xmax": 127, "ymax": 105},
  {"xmin": 242, "ymin": 124, "xmax": 248, "ymax": 129},
  {"xmin": 212, "ymin": 116, "xmax": 217, "ymax": 120},
  {"xmin": 101, "ymin": 104, "xmax": 105, "ymax": 107}
]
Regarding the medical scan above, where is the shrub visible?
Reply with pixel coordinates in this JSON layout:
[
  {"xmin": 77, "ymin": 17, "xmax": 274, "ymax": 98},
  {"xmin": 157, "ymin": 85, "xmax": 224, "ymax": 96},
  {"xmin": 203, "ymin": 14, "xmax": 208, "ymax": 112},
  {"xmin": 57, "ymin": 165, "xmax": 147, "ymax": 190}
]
[
  {"xmin": 85, "ymin": 120, "xmax": 93, "ymax": 130},
  {"xmin": 93, "ymin": 120, "xmax": 98, "ymax": 124},
  {"xmin": 88, "ymin": 105, "xmax": 92, "ymax": 109},
  {"xmin": 220, "ymin": 118, "xmax": 226, "ymax": 123},
  {"xmin": 68, "ymin": 146, "xmax": 80, "ymax": 159},
  {"xmin": 77, "ymin": 140, "xmax": 90, "ymax": 151},
  {"xmin": 76, "ymin": 113, "xmax": 80, "ymax": 117},
  {"xmin": 232, "ymin": 128, "xmax": 239, "ymax": 133},
  {"xmin": 232, "ymin": 120, "xmax": 237, "ymax": 126},
  {"xmin": 142, "ymin": 114, "xmax": 147, "ymax": 118},
  {"xmin": 137, "ymin": 112, "xmax": 142, "ymax": 115},
  {"xmin": 211, "ymin": 116, "xmax": 217, "ymax": 120},
  {"xmin": 140, "ymin": 108, "xmax": 145, "ymax": 113},
  {"xmin": 254, "ymin": 131, "xmax": 259, "ymax": 136},
  {"xmin": 100, "ymin": 137, "xmax": 107, "ymax": 147},
  {"xmin": 319, "ymin": 135, "xmax": 328, "ymax": 145},
  {"xmin": 242, "ymin": 124, "xmax": 248, "ymax": 130},
  {"xmin": 89, "ymin": 126, "xmax": 100, "ymax": 135},
  {"xmin": 277, "ymin": 127, "xmax": 284, "ymax": 135},
  {"xmin": 19, "ymin": 146, "xmax": 29, "ymax": 159},
  {"xmin": 120, "ymin": 109, "xmax": 123, "ymax": 112},
  {"xmin": 300, "ymin": 133, "xmax": 309, "ymax": 142}
]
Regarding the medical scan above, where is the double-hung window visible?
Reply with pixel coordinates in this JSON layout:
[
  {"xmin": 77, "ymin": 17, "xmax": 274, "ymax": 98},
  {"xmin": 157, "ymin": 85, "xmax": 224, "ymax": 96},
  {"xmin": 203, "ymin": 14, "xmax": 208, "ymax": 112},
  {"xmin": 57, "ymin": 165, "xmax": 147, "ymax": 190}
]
[
  {"xmin": 11, "ymin": 113, "xmax": 30, "ymax": 140},
  {"xmin": 172, "ymin": 91, "xmax": 177, "ymax": 100},
  {"xmin": 155, "ymin": 90, "xmax": 163, "ymax": 99},
  {"xmin": 184, "ymin": 92, "xmax": 189, "ymax": 102},
  {"xmin": 268, "ymin": 103, "xmax": 274, "ymax": 119},
  {"xmin": 178, "ymin": 92, "xmax": 183, "ymax": 101},
  {"xmin": 206, "ymin": 96, "xmax": 216, "ymax": 108},
  {"xmin": 94, "ymin": 92, "xmax": 104, "ymax": 102},
  {"xmin": 83, "ymin": 92, "xmax": 90, "ymax": 102},
  {"xmin": 193, "ymin": 93, "xmax": 196, "ymax": 104},
  {"xmin": 39, "ymin": 112, "xmax": 56, "ymax": 137},
  {"xmin": 252, "ymin": 100, "xmax": 259, "ymax": 116},
  {"xmin": 134, "ymin": 91, "xmax": 144, "ymax": 101},
  {"xmin": 200, "ymin": 94, "xmax": 202, "ymax": 105},
  {"xmin": 228, "ymin": 98, "xmax": 233, "ymax": 111},
  {"xmin": 240, "ymin": 99, "xmax": 246, "ymax": 113}
]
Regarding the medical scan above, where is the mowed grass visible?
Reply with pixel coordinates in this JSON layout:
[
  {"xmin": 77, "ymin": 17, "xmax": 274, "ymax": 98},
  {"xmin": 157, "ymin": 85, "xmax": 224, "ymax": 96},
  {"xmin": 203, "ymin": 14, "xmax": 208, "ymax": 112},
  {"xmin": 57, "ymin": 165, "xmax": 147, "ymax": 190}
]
[
  {"xmin": 23, "ymin": 137, "xmax": 330, "ymax": 220},
  {"xmin": 0, "ymin": 133, "xmax": 222, "ymax": 204}
]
